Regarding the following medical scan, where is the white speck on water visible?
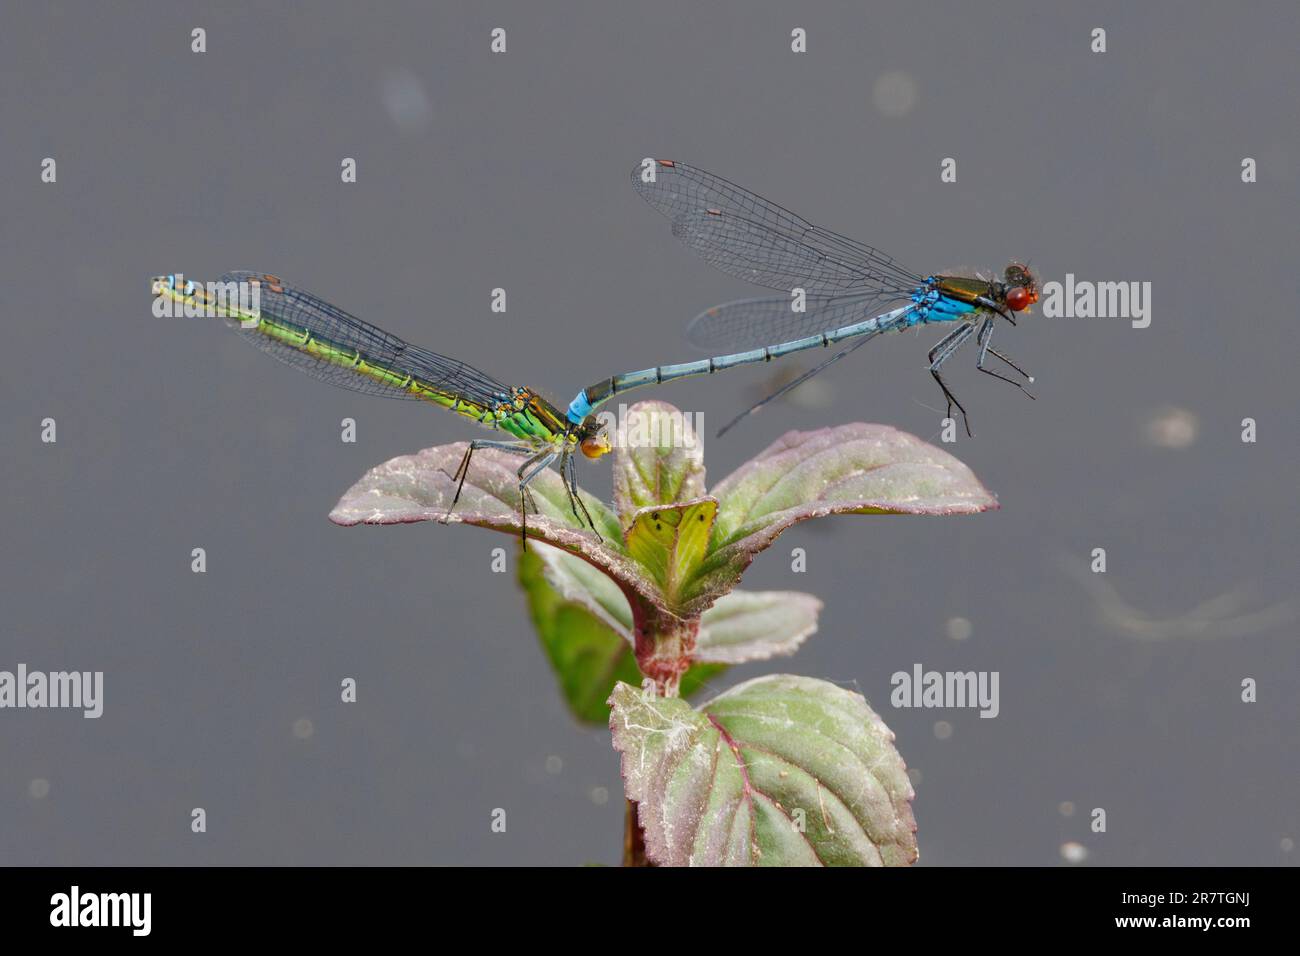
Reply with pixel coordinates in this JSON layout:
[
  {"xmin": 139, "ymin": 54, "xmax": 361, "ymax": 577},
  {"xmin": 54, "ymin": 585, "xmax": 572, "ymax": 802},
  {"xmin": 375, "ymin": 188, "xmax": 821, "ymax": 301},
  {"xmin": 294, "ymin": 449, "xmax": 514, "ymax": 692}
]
[
  {"xmin": 946, "ymin": 616, "xmax": 972, "ymax": 641},
  {"xmin": 29, "ymin": 778, "xmax": 50, "ymax": 800},
  {"xmin": 873, "ymin": 71, "xmax": 918, "ymax": 117},
  {"xmin": 933, "ymin": 720, "xmax": 953, "ymax": 740},
  {"xmin": 1142, "ymin": 406, "xmax": 1198, "ymax": 448},
  {"xmin": 545, "ymin": 755, "xmax": 563, "ymax": 775},
  {"xmin": 381, "ymin": 69, "xmax": 434, "ymax": 132},
  {"xmin": 1060, "ymin": 841, "xmax": 1089, "ymax": 864},
  {"xmin": 292, "ymin": 717, "xmax": 314, "ymax": 739}
]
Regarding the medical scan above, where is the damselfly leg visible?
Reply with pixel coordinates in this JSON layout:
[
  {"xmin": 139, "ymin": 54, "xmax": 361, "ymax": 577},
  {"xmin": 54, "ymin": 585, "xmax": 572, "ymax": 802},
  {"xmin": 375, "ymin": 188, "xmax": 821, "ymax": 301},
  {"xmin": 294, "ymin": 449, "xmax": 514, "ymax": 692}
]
[
  {"xmin": 446, "ymin": 440, "xmax": 536, "ymax": 513},
  {"xmin": 928, "ymin": 322, "xmax": 977, "ymax": 436},
  {"xmin": 563, "ymin": 452, "xmax": 602, "ymax": 542},
  {"xmin": 975, "ymin": 295, "xmax": 1017, "ymax": 327},
  {"xmin": 445, "ymin": 440, "xmax": 603, "ymax": 548},
  {"xmin": 445, "ymin": 440, "xmax": 544, "ymax": 545},
  {"xmin": 516, "ymin": 450, "xmax": 559, "ymax": 549},
  {"xmin": 975, "ymin": 318, "xmax": 1036, "ymax": 400}
]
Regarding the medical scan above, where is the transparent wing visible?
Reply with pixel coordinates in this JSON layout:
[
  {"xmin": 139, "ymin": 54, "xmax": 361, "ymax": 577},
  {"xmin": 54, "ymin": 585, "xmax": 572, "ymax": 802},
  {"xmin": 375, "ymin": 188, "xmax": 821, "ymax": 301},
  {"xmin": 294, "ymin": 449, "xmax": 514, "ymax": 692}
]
[
  {"xmin": 686, "ymin": 291, "xmax": 915, "ymax": 351},
  {"xmin": 219, "ymin": 272, "xmax": 512, "ymax": 406},
  {"xmin": 633, "ymin": 159, "xmax": 923, "ymax": 296}
]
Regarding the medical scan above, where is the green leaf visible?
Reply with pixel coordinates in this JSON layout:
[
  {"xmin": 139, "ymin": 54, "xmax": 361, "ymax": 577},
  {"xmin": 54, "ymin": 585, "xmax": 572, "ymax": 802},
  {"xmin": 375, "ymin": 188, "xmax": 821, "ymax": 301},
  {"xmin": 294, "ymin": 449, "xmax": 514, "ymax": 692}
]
[
  {"xmin": 696, "ymin": 591, "xmax": 822, "ymax": 664},
  {"xmin": 329, "ymin": 443, "xmax": 669, "ymax": 611},
  {"xmin": 520, "ymin": 547, "xmax": 726, "ymax": 724},
  {"xmin": 710, "ymin": 423, "xmax": 999, "ymax": 546},
  {"xmin": 529, "ymin": 534, "xmax": 821, "ymax": 668},
  {"xmin": 609, "ymin": 675, "xmax": 917, "ymax": 866},
  {"xmin": 677, "ymin": 664, "xmax": 729, "ymax": 706},
  {"xmin": 330, "ymin": 416, "xmax": 995, "ymax": 627},
  {"xmin": 527, "ymin": 541, "xmax": 634, "ymax": 636},
  {"xmin": 623, "ymin": 497, "xmax": 717, "ymax": 605},
  {"xmin": 612, "ymin": 401, "xmax": 706, "ymax": 524},
  {"xmin": 520, "ymin": 549, "xmax": 642, "ymax": 724},
  {"xmin": 673, "ymin": 423, "xmax": 1000, "ymax": 616},
  {"xmin": 329, "ymin": 442, "xmax": 622, "ymax": 541}
]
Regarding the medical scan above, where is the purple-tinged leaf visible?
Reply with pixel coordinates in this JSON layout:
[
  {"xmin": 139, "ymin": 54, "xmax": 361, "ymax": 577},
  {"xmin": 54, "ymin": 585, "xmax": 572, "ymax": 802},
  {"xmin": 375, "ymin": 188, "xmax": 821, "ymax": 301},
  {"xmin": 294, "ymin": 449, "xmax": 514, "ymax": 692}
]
[
  {"xmin": 612, "ymin": 401, "xmax": 706, "ymax": 524},
  {"xmin": 520, "ymin": 549, "xmax": 643, "ymax": 725},
  {"xmin": 710, "ymin": 423, "xmax": 998, "ymax": 542},
  {"xmin": 328, "ymin": 443, "xmax": 619, "ymax": 539},
  {"xmin": 529, "ymin": 542, "xmax": 632, "ymax": 638},
  {"xmin": 609, "ymin": 675, "xmax": 917, "ymax": 866},
  {"xmin": 530, "ymin": 542, "xmax": 816, "ymax": 666},
  {"xmin": 329, "ymin": 444, "xmax": 671, "ymax": 606},
  {"xmin": 696, "ymin": 591, "xmax": 822, "ymax": 664},
  {"xmin": 670, "ymin": 424, "xmax": 998, "ymax": 615}
]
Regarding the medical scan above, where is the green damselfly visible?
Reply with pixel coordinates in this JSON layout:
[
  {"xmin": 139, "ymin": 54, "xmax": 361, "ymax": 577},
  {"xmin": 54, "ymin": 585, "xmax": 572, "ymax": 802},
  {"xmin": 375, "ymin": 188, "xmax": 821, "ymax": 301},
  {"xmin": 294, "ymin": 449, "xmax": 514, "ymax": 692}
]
[{"xmin": 153, "ymin": 272, "xmax": 612, "ymax": 546}]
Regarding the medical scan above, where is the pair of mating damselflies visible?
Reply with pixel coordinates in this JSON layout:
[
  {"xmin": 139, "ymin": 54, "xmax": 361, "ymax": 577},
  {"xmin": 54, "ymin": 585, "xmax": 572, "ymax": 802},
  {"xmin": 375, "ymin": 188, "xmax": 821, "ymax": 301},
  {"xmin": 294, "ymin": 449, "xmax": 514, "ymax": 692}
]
[{"xmin": 154, "ymin": 159, "xmax": 1039, "ymax": 545}]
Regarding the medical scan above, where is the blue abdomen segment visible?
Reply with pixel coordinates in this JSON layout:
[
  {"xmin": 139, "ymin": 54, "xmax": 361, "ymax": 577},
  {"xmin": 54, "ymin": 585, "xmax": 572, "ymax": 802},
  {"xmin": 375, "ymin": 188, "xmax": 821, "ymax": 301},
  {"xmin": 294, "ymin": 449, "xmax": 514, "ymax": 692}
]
[{"xmin": 566, "ymin": 390, "xmax": 592, "ymax": 425}]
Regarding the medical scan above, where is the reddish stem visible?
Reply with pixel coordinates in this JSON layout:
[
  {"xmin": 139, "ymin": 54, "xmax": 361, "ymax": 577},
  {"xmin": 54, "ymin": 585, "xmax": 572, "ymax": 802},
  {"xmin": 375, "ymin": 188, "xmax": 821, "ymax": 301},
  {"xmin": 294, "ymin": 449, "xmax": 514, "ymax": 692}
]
[
  {"xmin": 629, "ymin": 600, "xmax": 699, "ymax": 698},
  {"xmin": 617, "ymin": 589, "xmax": 700, "ymax": 864},
  {"xmin": 623, "ymin": 799, "xmax": 655, "ymax": 867}
]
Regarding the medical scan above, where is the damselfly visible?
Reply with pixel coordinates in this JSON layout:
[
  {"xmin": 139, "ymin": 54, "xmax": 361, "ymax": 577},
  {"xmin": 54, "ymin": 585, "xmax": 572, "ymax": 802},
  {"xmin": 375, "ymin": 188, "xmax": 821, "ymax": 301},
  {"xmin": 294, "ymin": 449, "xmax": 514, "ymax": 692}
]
[
  {"xmin": 152, "ymin": 273, "xmax": 612, "ymax": 545},
  {"xmin": 564, "ymin": 160, "xmax": 1039, "ymax": 437}
]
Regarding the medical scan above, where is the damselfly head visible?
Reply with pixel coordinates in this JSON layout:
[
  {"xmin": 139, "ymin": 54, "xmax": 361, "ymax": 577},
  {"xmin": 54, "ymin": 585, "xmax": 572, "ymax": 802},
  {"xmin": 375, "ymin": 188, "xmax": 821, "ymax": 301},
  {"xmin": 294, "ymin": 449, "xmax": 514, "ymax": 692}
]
[
  {"xmin": 152, "ymin": 273, "xmax": 198, "ymax": 302},
  {"xmin": 577, "ymin": 416, "xmax": 612, "ymax": 460},
  {"xmin": 1003, "ymin": 262, "xmax": 1039, "ymax": 313}
]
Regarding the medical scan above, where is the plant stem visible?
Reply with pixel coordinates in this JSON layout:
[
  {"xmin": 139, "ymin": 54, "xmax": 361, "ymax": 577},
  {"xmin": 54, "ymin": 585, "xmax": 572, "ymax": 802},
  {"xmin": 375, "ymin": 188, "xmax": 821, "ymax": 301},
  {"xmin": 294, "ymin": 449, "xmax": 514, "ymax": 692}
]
[
  {"xmin": 620, "ymin": 595, "xmax": 701, "ymax": 865},
  {"xmin": 629, "ymin": 600, "xmax": 700, "ymax": 698},
  {"xmin": 623, "ymin": 798, "xmax": 654, "ymax": 867}
]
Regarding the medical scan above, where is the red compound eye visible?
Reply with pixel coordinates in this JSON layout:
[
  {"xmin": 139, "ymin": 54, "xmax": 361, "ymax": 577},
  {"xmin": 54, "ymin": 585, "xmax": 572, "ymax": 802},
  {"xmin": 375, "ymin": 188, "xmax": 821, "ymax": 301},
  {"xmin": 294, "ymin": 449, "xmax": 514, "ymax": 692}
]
[{"xmin": 1006, "ymin": 286, "xmax": 1032, "ymax": 312}]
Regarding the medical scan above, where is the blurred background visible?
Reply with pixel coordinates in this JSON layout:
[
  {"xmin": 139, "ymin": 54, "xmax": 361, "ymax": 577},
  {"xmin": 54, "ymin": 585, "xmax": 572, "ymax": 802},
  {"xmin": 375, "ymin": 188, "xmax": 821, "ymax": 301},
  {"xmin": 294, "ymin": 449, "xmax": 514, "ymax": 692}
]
[{"xmin": 1, "ymin": 0, "xmax": 1296, "ymax": 865}]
